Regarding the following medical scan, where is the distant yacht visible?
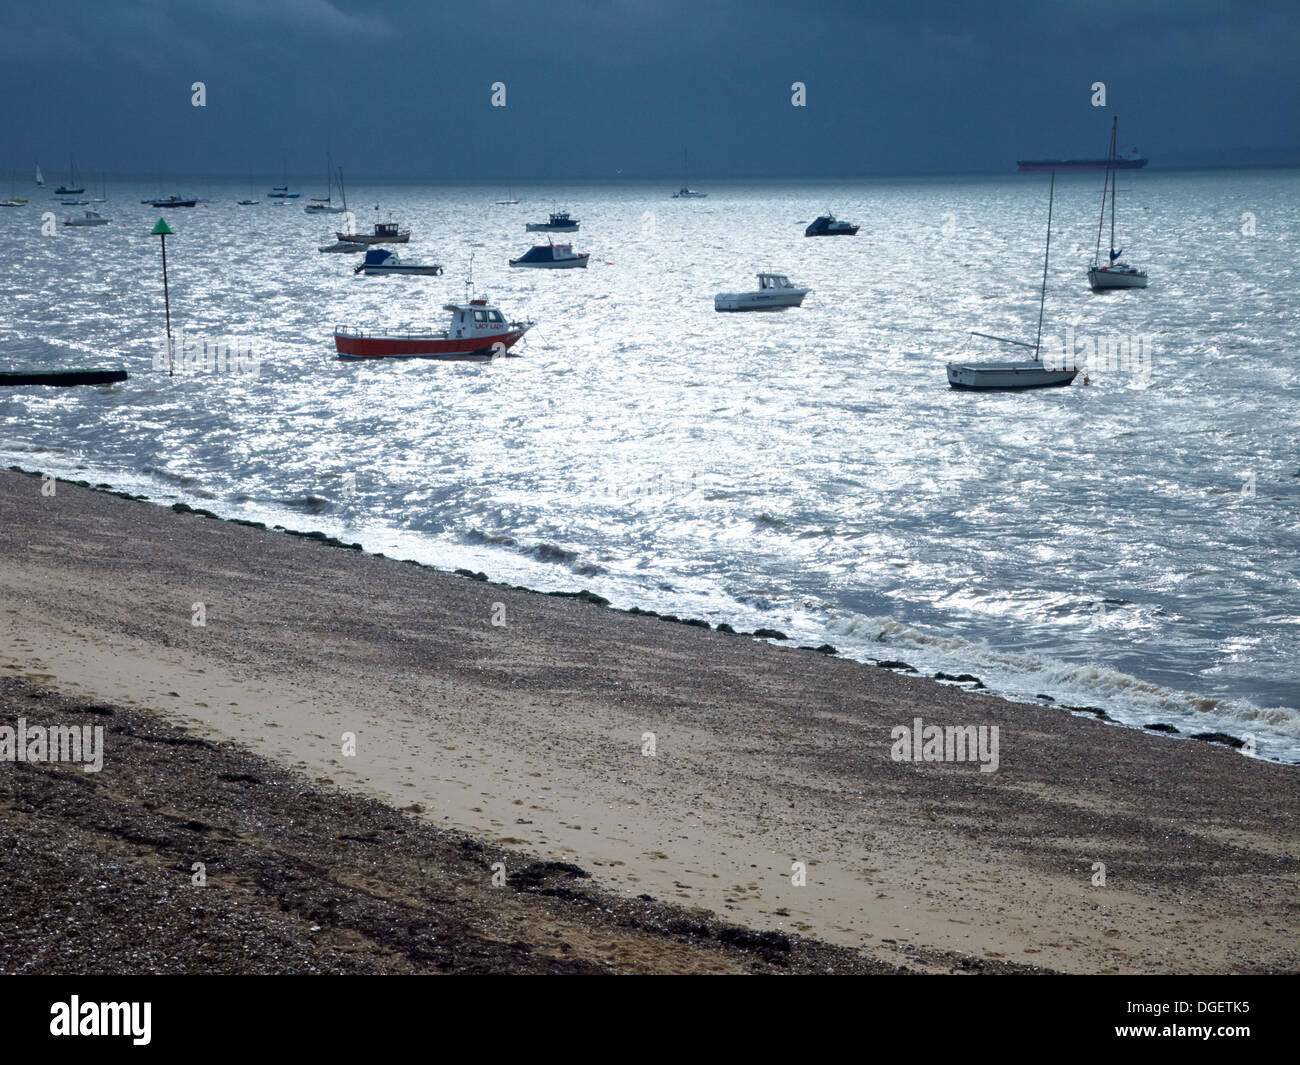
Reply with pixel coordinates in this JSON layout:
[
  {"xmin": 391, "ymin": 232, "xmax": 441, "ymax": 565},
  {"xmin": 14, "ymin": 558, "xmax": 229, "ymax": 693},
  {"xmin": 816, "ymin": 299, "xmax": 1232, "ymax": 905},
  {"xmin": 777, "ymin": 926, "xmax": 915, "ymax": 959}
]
[
  {"xmin": 509, "ymin": 241, "xmax": 590, "ymax": 268},
  {"xmin": 714, "ymin": 272, "xmax": 809, "ymax": 311},
  {"xmin": 946, "ymin": 172, "xmax": 1079, "ymax": 390},
  {"xmin": 54, "ymin": 155, "xmax": 84, "ymax": 196},
  {"xmin": 1087, "ymin": 117, "xmax": 1148, "ymax": 291},
  {"xmin": 525, "ymin": 211, "xmax": 579, "ymax": 232},
  {"xmin": 305, "ymin": 156, "xmax": 348, "ymax": 214},
  {"xmin": 145, "ymin": 195, "xmax": 197, "ymax": 208},
  {"xmin": 35, "ymin": 163, "xmax": 44, "ymax": 188},
  {"xmin": 805, "ymin": 212, "xmax": 859, "ymax": 236},
  {"xmin": 496, "ymin": 186, "xmax": 520, "ymax": 205},
  {"xmin": 671, "ymin": 148, "xmax": 706, "ymax": 198},
  {"xmin": 268, "ymin": 185, "xmax": 300, "ymax": 199}
]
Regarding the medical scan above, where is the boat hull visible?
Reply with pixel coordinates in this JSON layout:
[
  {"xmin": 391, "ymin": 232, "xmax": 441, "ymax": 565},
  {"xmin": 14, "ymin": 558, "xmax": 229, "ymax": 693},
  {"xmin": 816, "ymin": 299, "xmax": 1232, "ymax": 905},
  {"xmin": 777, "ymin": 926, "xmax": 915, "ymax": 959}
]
[
  {"xmin": 334, "ymin": 328, "xmax": 528, "ymax": 360},
  {"xmin": 1088, "ymin": 267, "xmax": 1148, "ymax": 289},
  {"xmin": 525, "ymin": 223, "xmax": 578, "ymax": 232},
  {"xmin": 1, "ymin": 369, "xmax": 127, "ymax": 387},
  {"xmin": 509, "ymin": 256, "xmax": 589, "ymax": 268},
  {"xmin": 946, "ymin": 363, "xmax": 1078, "ymax": 390},
  {"xmin": 1017, "ymin": 159, "xmax": 1147, "ymax": 171},
  {"xmin": 714, "ymin": 290, "xmax": 808, "ymax": 311},
  {"xmin": 337, "ymin": 232, "xmax": 410, "ymax": 244},
  {"xmin": 355, "ymin": 265, "xmax": 443, "ymax": 275}
]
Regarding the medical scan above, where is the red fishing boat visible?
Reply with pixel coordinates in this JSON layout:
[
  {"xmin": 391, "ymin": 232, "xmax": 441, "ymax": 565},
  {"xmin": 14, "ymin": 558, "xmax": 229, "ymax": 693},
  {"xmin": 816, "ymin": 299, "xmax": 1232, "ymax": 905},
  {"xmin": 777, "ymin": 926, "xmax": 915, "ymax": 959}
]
[{"xmin": 333, "ymin": 298, "xmax": 532, "ymax": 360}]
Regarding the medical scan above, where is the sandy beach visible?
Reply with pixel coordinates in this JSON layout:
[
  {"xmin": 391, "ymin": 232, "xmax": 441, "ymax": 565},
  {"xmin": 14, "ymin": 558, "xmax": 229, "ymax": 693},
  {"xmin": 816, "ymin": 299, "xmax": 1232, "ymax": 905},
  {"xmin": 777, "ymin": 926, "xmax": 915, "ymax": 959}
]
[{"xmin": 1, "ymin": 467, "xmax": 1296, "ymax": 974}]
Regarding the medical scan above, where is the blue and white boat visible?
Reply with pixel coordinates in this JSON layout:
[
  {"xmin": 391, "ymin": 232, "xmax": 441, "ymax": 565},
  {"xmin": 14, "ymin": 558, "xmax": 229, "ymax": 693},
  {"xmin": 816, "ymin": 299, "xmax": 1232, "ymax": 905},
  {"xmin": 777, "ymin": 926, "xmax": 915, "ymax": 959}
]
[
  {"xmin": 805, "ymin": 212, "xmax": 859, "ymax": 236},
  {"xmin": 353, "ymin": 248, "xmax": 443, "ymax": 275},
  {"xmin": 509, "ymin": 241, "xmax": 590, "ymax": 269}
]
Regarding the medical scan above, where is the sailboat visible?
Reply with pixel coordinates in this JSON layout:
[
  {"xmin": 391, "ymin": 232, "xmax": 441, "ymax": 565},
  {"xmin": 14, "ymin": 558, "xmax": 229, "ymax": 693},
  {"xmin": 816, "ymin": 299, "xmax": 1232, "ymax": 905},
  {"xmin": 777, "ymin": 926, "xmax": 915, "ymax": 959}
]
[
  {"xmin": 946, "ymin": 171, "xmax": 1080, "ymax": 391},
  {"xmin": 495, "ymin": 185, "xmax": 520, "ymax": 205},
  {"xmin": 671, "ymin": 148, "xmax": 707, "ymax": 198},
  {"xmin": 91, "ymin": 173, "xmax": 107, "ymax": 203},
  {"xmin": 2, "ymin": 171, "xmax": 28, "ymax": 206},
  {"xmin": 305, "ymin": 154, "xmax": 347, "ymax": 214},
  {"xmin": 1087, "ymin": 117, "xmax": 1148, "ymax": 291},
  {"xmin": 54, "ymin": 155, "xmax": 85, "ymax": 196},
  {"xmin": 35, "ymin": 163, "xmax": 45, "ymax": 188}
]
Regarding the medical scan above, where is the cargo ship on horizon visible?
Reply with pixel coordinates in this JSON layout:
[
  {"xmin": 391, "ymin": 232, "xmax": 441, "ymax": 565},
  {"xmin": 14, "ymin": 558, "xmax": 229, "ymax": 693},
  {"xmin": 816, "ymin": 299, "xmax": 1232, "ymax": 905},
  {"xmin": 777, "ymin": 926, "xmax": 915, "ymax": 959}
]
[{"xmin": 1017, "ymin": 147, "xmax": 1147, "ymax": 172}]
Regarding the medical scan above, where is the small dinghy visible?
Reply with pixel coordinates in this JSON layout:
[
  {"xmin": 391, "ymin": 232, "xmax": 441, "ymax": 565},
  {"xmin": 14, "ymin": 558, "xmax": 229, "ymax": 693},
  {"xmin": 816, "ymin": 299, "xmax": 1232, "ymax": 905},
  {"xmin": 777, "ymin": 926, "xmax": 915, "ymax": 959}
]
[
  {"xmin": 946, "ymin": 171, "xmax": 1079, "ymax": 391},
  {"xmin": 319, "ymin": 239, "xmax": 366, "ymax": 253},
  {"xmin": 525, "ymin": 210, "xmax": 579, "ymax": 232},
  {"xmin": 805, "ymin": 212, "xmax": 859, "ymax": 236},
  {"xmin": 509, "ymin": 241, "xmax": 590, "ymax": 268},
  {"xmin": 63, "ymin": 210, "xmax": 110, "ymax": 227},
  {"xmin": 714, "ymin": 272, "xmax": 809, "ymax": 311},
  {"xmin": 353, "ymin": 248, "xmax": 443, "ymax": 275}
]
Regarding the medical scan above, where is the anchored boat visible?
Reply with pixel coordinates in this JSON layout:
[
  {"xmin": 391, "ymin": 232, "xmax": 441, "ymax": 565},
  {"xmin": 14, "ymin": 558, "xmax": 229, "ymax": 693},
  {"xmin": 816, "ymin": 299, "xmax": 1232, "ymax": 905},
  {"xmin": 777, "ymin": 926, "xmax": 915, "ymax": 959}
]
[
  {"xmin": 334, "ymin": 298, "xmax": 532, "ymax": 360},
  {"xmin": 509, "ymin": 241, "xmax": 589, "ymax": 268},
  {"xmin": 145, "ymin": 195, "xmax": 197, "ymax": 208},
  {"xmin": 305, "ymin": 157, "xmax": 348, "ymax": 214},
  {"xmin": 353, "ymin": 248, "xmax": 443, "ymax": 275},
  {"xmin": 525, "ymin": 210, "xmax": 579, "ymax": 232},
  {"xmin": 319, "ymin": 238, "xmax": 366, "ymax": 253},
  {"xmin": 946, "ymin": 171, "xmax": 1079, "ymax": 391},
  {"xmin": 714, "ymin": 272, "xmax": 809, "ymax": 311},
  {"xmin": 336, "ymin": 219, "xmax": 410, "ymax": 244},
  {"xmin": 1087, "ymin": 117, "xmax": 1148, "ymax": 291},
  {"xmin": 805, "ymin": 212, "xmax": 859, "ymax": 236},
  {"xmin": 63, "ymin": 210, "xmax": 110, "ymax": 227}
]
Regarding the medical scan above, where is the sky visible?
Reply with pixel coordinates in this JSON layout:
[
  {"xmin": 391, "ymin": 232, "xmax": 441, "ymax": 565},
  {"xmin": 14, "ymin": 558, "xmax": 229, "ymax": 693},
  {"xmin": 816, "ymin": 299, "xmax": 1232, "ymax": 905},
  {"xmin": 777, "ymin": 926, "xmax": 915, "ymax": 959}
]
[{"xmin": 3, "ymin": 0, "xmax": 1298, "ymax": 181}]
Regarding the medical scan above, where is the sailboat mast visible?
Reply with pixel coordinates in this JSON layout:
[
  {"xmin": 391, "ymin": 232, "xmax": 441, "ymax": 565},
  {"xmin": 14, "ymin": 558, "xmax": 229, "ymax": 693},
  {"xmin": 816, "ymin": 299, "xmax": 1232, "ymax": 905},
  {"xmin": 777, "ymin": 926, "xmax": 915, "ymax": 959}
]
[
  {"xmin": 1109, "ymin": 120, "xmax": 1118, "ymax": 255},
  {"xmin": 1034, "ymin": 170, "xmax": 1055, "ymax": 359}
]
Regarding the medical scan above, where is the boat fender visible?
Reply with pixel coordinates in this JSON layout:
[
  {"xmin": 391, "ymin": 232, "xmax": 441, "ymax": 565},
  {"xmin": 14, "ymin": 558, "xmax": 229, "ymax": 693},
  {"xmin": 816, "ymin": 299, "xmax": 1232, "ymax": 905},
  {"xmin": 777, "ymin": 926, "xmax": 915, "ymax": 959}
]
[{"xmin": 1083, "ymin": 374, "xmax": 1090, "ymax": 385}]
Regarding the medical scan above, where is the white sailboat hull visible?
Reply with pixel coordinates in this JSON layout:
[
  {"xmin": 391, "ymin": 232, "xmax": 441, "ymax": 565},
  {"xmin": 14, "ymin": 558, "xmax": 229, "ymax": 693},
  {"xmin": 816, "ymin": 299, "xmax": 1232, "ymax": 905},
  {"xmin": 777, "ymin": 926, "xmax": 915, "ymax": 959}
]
[
  {"xmin": 946, "ymin": 361, "xmax": 1078, "ymax": 390},
  {"xmin": 1088, "ymin": 266, "xmax": 1148, "ymax": 289}
]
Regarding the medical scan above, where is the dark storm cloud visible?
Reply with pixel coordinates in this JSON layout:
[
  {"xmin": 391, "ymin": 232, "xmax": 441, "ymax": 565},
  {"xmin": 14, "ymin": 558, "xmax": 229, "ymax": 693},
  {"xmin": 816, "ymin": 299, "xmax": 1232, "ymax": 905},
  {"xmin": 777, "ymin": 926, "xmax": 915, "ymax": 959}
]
[{"xmin": 3, "ymin": 0, "xmax": 1297, "ymax": 179}]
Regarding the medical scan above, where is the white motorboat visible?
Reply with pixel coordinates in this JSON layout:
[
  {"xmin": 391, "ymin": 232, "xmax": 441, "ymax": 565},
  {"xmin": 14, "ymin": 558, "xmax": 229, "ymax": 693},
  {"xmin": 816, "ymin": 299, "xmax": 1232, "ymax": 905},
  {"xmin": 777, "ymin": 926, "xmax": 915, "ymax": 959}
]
[
  {"xmin": 509, "ymin": 241, "xmax": 590, "ymax": 268},
  {"xmin": 714, "ymin": 272, "xmax": 809, "ymax": 311},
  {"xmin": 319, "ymin": 239, "xmax": 366, "ymax": 253},
  {"xmin": 946, "ymin": 171, "xmax": 1079, "ymax": 391},
  {"xmin": 353, "ymin": 248, "xmax": 443, "ymax": 275},
  {"xmin": 1088, "ymin": 116, "xmax": 1148, "ymax": 291},
  {"xmin": 63, "ymin": 210, "xmax": 110, "ymax": 227}
]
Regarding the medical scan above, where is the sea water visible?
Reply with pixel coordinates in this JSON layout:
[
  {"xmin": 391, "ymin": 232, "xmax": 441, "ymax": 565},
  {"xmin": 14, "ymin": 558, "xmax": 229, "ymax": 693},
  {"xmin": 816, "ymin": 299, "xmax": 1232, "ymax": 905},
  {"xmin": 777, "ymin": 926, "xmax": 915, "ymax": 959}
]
[{"xmin": 2, "ymin": 171, "xmax": 1296, "ymax": 760}]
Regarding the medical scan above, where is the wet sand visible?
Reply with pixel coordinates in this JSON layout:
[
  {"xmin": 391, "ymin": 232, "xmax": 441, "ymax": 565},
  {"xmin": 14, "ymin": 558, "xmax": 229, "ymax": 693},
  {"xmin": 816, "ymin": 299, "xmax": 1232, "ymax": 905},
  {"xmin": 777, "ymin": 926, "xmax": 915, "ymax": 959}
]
[{"xmin": 1, "ymin": 467, "xmax": 1296, "ymax": 974}]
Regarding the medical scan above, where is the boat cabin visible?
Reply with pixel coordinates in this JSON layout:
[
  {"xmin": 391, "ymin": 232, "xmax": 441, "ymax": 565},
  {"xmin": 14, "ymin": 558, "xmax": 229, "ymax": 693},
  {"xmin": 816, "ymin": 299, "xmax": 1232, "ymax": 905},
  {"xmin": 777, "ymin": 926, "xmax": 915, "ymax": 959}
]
[
  {"xmin": 757, "ymin": 273, "xmax": 796, "ymax": 289},
  {"xmin": 374, "ymin": 222, "xmax": 403, "ymax": 238},
  {"xmin": 442, "ymin": 298, "xmax": 509, "ymax": 339}
]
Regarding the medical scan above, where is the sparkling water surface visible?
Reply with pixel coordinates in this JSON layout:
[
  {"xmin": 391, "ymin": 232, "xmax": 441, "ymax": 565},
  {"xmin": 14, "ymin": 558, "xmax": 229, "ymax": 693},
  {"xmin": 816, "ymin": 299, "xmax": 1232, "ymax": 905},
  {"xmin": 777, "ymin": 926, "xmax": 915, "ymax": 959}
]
[{"xmin": 2, "ymin": 172, "xmax": 1297, "ymax": 760}]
